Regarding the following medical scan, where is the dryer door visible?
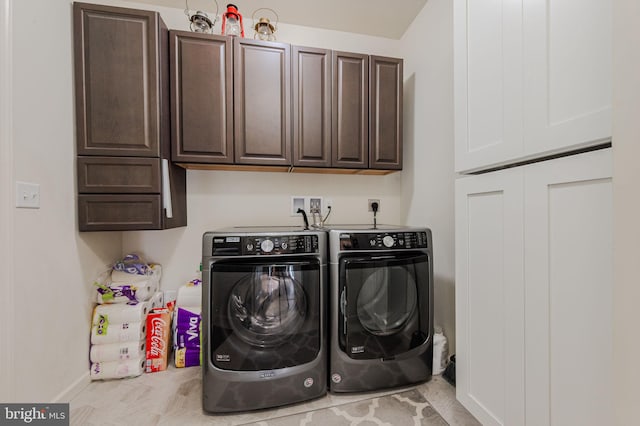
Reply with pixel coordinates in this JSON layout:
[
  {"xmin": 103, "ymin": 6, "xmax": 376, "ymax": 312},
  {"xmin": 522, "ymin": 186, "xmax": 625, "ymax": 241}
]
[
  {"xmin": 339, "ymin": 252, "xmax": 430, "ymax": 360},
  {"xmin": 210, "ymin": 257, "xmax": 321, "ymax": 370}
]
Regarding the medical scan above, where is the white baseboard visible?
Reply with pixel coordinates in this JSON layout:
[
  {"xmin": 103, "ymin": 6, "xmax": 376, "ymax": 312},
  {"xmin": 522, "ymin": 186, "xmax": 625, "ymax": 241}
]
[{"xmin": 53, "ymin": 372, "xmax": 91, "ymax": 403}]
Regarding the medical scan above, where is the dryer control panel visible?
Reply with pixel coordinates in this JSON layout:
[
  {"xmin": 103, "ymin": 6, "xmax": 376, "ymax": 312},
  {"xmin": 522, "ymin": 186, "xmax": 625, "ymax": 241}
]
[
  {"xmin": 339, "ymin": 231, "xmax": 428, "ymax": 251},
  {"xmin": 212, "ymin": 234, "xmax": 319, "ymax": 256}
]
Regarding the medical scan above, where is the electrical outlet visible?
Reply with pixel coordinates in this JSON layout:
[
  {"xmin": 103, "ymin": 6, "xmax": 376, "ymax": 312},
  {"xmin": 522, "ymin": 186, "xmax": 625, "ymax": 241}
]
[
  {"xmin": 309, "ymin": 197, "xmax": 323, "ymax": 214},
  {"xmin": 325, "ymin": 198, "xmax": 333, "ymax": 216},
  {"xmin": 368, "ymin": 199, "xmax": 380, "ymax": 212}
]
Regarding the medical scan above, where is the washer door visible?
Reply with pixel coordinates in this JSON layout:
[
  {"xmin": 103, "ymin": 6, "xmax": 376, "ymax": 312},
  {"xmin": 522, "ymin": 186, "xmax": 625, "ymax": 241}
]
[
  {"xmin": 228, "ymin": 266, "xmax": 307, "ymax": 348},
  {"xmin": 210, "ymin": 258, "xmax": 321, "ymax": 371},
  {"xmin": 356, "ymin": 267, "xmax": 417, "ymax": 336},
  {"xmin": 339, "ymin": 253, "xmax": 430, "ymax": 360}
]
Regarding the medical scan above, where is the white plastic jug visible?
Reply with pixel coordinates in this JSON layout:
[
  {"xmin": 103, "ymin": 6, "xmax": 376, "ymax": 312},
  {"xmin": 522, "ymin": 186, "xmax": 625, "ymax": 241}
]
[{"xmin": 432, "ymin": 326, "xmax": 449, "ymax": 375}]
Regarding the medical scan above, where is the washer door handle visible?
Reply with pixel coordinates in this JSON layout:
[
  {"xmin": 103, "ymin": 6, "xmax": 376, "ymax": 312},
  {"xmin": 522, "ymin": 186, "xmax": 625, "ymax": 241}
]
[{"xmin": 340, "ymin": 289, "xmax": 347, "ymax": 334}]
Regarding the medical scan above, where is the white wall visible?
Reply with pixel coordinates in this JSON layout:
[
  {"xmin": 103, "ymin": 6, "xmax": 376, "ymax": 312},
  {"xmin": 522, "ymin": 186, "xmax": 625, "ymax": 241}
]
[
  {"xmin": 400, "ymin": 0, "xmax": 456, "ymax": 354},
  {"xmin": 0, "ymin": 0, "xmax": 123, "ymax": 402},
  {"xmin": 0, "ymin": 0, "xmax": 16, "ymax": 403},
  {"xmin": 114, "ymin": 1, "xmax": 407, "ymax": 289},
  {"xmin": 612, "ymin": 0, "xmax": 640, "ymax": 423}
]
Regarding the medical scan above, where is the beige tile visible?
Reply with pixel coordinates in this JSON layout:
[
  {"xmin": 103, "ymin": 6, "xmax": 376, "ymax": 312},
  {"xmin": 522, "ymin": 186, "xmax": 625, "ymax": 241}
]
[{"xmin": 70, "ymin": 366, "xmax": 478, "ymax": 425}]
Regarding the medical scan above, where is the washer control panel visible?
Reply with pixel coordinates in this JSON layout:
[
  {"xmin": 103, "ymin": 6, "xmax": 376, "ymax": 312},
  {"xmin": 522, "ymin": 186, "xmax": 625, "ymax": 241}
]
[
  {"xmin": 339, "ymin": 231, "xmax": 428, "ymax": 251},
  {"xmin": 213, "ymin": 234, "xmax": 319, "ymax": 255}
]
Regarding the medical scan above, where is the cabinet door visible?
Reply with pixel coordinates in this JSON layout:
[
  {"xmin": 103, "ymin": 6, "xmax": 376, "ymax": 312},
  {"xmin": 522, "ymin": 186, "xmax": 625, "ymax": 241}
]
[
  {"xmin": 74, "ymin": 2, "xmax": 161, "ymax": 157},
  {"xmin": 454, "ymin": 0, "xmax": 523, "ymax": 173},
  {"xmin": 234, "ymin": 39, "xmax": 291, "ymax": 166},
  {"xmin": 332, "ymin": 51, "xmax": 368, "ymax": 169},
  {"xmin": 455, "ymin": 168, "xmax": 525, "ymax": 426},
  {"xmin": 524, "ymin": 149, "xmax": 613, "ymax": 426},
  {"xmin": 292, "ymin": 46, "xmax": 332, "ymax": 167},
  {"xmin": 170, "ymin": 31, "xmax": 233, "ymax": 163},
  {"xmin": 78, "ymin": 194, "xmax": 162, "ymax": 231},
  {"xmin": 369, "ymin": 56, "xmax": 403, "ymax": 170},
  {"xmin": 523, "ymin": 0, "xmax": 612, "ymax": 156},
  {"xmin": 77, "ymin": 157, "xmax": 161, "ymax": 193}
]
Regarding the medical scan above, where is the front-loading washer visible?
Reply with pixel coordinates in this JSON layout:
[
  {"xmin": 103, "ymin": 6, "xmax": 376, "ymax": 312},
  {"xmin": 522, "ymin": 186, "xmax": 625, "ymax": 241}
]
[
  {"xmin": 202, "ymin": 227, "xmax": 327, "ymax": 413},
  {"xmin": 327, "ymin": 225, "xmax": 433, "ymax": 392}
]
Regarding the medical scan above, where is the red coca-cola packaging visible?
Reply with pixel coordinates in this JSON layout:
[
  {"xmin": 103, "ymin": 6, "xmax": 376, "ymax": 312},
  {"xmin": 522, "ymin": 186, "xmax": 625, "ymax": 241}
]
[{"xmin": 145, "ymin": 307, "xmax": 172, "ymax": 372}]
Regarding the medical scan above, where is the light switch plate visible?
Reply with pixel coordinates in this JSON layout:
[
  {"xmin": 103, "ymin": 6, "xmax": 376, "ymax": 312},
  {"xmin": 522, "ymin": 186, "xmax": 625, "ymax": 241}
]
[{"xmin": 15, "ymin": 181, "xmax": 40, "ymax": 209}]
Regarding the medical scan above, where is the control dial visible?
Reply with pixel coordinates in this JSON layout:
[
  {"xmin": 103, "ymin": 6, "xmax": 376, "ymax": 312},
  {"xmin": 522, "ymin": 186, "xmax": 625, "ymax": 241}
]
[
  {"xmin": 260, "ymin": 239, "xmax": 274, "ymax": 253},
  {"xmin": 383, "ymin": 235, "xmax": 395, "ymax": 248}
]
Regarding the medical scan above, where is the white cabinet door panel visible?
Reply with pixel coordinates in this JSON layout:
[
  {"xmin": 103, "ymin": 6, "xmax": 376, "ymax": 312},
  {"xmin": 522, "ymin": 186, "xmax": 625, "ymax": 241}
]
[
  {"xmin": 524, "ymin": 149, "xmax": 613, "ymax": 426},
  {"xmin": 523, "ymin": 0, "xmax": 612, "ymax": 155},
  {"xmin": 455, "ymin": 169, "xmax": 525, "ymax": 426},
  {"xmin": 454, "ymin": 0, "xmax": 523, "ymax": 173}
]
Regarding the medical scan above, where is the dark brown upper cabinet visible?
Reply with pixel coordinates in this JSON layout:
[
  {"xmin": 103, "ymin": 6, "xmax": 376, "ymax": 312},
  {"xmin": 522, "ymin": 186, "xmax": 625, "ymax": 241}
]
[
  {"xmin": 73, "ymin": 3, "xmax": 186, "ymax": 231},
  {"xmin": 170, "ymin": 31, "xmax": 233, "ymax": 164},
  {"xmin": 234, "ymin": 38, "xmax": 292, "ymax": 166},
  {"xmin": 370, "ymin": 55, "xmax": 403, "ymax": 170},
  {"xmin": 74, "ymin": 3, "xmax": 161, "ymax": 157},
  {"xmin": 332, "ymin": 51, "xmax": 369, "ymax": 169},
  {"xmin": 292, "ymin": 46, "xmax": 332, "ymax": 167}
]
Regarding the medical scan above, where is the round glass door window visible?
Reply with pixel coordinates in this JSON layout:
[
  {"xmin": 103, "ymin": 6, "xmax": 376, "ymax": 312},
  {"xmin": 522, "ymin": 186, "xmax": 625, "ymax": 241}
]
[
  {"xmin": 356, "ymin": 267, "xmax": 417, "ymax": 336},
  {"xmin": 228, "ymin": 266, "xmax": 307, "ymax": 347}
]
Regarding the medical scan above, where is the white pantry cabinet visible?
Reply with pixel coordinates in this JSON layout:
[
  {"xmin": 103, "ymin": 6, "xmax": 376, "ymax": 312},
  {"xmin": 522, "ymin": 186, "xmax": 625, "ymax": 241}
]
[
  {"xmin": 455, "ymin": 148, "xmax": 613, "ymax": 426},
  {"xmin": 454, "ymin": 0, "xmax": 612, "ymax": 173},
  {"xmin": 455, "ymin": 166, "xmax": 525, "ymax": 426}
]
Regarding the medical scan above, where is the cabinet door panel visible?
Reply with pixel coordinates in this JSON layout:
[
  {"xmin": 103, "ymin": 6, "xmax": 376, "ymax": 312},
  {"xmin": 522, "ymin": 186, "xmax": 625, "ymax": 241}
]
[
  {"xmin": 292, "ymin": 46, "xmax": 332, "ymax": 167},
  {"xmin": 78, "ymin": 194, "xmax": 161, "ymax": 231},
  {"xmin": 455, "ymin": 169, "xmax": 525, "ymax": 426},
  {"xmin": 370, "ymin": 56, "xmax": 402, "ymax": 170},
  {"xmin": 77, "ymin": 157, "xmax": 161, "ymax": 193},
  {"xmin": 171, "ymin": 31, "xmax": 233, "ymax": 163},
  {"xmin": 523, "ymin": 0, "xmax": 612, "ymax": 155},
  {"xmin": 524, "ymin": 149, "xmax": 613, "ymax": 426},
  {"xmin": 454, "ymin": 0, "xmax": 523, "ymax": 172},
  {"xmin": 74, "ymin": 3, "xmax": 160, "ymax": 157},
  {"xmin": 234, "ymin": 39, "xmax": 291, "ymax": 165},
  {"xmin": 332, "ymin": 51, "xmax": 368, "ymax": 168}
]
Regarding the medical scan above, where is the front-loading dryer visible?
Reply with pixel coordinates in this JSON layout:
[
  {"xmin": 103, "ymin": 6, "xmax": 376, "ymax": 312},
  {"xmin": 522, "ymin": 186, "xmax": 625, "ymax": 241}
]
[
  {"xmin": 202, "ymin": 227, "xmax": 327, "ymax": 413},
  {"xmin": 327, "ymin": 225, "xmax": 433, "ymax": 392}
]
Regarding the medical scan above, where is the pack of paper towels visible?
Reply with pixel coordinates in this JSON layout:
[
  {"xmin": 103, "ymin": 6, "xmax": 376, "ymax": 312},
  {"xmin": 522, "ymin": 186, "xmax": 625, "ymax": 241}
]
[
  {"xmin": 89, "ymin": 259, "xmax": 164, "ymax": 381},
  {"xmin": 174, "ymin": 278, "xmax": 202, "ymax": 368}
]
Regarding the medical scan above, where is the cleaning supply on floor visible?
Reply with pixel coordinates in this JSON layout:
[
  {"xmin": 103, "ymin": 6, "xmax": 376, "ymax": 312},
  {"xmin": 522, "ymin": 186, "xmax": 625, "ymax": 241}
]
[
  {"xmin": 94, "ymin": 254, "xmax": 162, "ymax": 304},
  {"xmin": 92, "ymin": 301, "xmax": 151, "ymax": 325},
  {"xmin": 145, "ymin": 306, "xmax": 173, "ymax": 373},
  {"xmin": 176, "ymin": 278, "xmax": 202, "ymax": 307},
  {"xmin": 90, "ymin": 357, "xmax": 145, "ymax": 380},
  {"xmin": 150, "ymin": 291, "xmax": 164, "ymax": 309},
  {"xmin": 88, "ymin": 255, "xmax": 165, "ymax": 381},
  {"xmin": 89, "ymin": 341, "xmax": 146, "ymax": 363},
  {"xmin": 175, "ymin": 346, "xmax": 201, "ymax": 368},
  {"xmin": 432, "ymin": 326, "xmax": 449, "ymax": 375},
  {"xmin": 90, "ymin": 321, "xmax": 146, "ymax": 345},
  {"xmin": 95, "ymin": 281, "xmax": 157, "ymax": 304},
  {"xmin": 173, "ymin": 271, "xmax": 202, "ymax": 368},
  {"xmin": 175, "ymin": 307, "xmax": 201, "ymax": 349},
  {"xmin": 112, "ymin": 253, "xmax": 152, "ymax": 275}
]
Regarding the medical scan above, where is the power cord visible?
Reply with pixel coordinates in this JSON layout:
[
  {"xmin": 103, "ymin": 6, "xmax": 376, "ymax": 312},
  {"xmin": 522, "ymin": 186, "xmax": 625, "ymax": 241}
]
[
  {"xmin": 297, "ymin": 208, "xmax": 309, "ymax": 230},
  {"xmin": 320, "ymin": 206, "xmax": 332, "ymax": 227},
  {"xmin": 371, "ymin": 201, "xmax": 379, "ymax": 229}
]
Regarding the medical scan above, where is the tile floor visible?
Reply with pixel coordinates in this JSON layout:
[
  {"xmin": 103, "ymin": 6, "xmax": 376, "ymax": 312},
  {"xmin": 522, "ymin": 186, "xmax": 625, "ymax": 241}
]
[{"xmin": 70, "ymin": 365, "xmax": 479, "ymax": 425}]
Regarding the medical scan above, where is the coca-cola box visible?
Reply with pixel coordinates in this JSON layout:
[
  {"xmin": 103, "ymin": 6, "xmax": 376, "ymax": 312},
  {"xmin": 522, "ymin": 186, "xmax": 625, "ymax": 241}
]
[{"xmin": 145, "ymin": 307, "xmax": 172, "ymax": 372}]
